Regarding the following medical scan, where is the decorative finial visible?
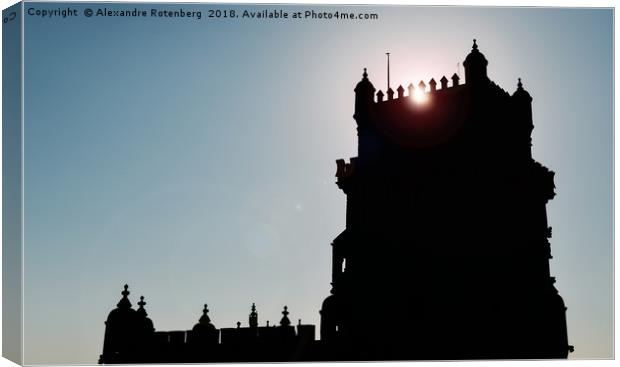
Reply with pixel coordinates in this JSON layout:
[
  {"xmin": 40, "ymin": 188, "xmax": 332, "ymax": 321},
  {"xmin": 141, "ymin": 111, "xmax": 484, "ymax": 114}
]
[
  {"xmin": 199, "ymin": 303, "xmax": 212, "ymax": 325},
  {"xmin": 298, "ymin": 319, "xmax": 302, "ymax": 326},
  {"xmin": 237, "ymin": 321, "xmax": 241, "ymax": 329},
  {"xmin": 517, "ymin": 77, "xmax": 523, "ymax": 89},
  {"xmin": 280, "ymin": 305, "xmax": 291, "ymax": 327},
  {"xmin": 472, "ymin": 39, "xmax": 478, "ymax": 50},
  {"xmin": 249, "ymin": 303, "xmax": 258, "ymax": 328},
  {"xmin": 136, "ymin": 295, "xmax": 148, "ymax": 316},
  {"xmin": 363, "ymin": 68, "xmax": 368, "ymax": 79},
  {"xmin": 266, "ymin": 320, "xmax": 270, "ymax": 327},
  {"xmin": 116, "ymin": 284, "xmax": 132, "ymax": 309}
]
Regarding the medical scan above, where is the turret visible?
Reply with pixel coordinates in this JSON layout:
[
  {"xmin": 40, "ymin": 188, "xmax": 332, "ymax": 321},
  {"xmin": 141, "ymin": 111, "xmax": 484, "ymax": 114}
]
[
  {"xmin": 100, "ymin": 285, "xmax": 139, "ymax": 363},
  {"xmin": 463, "ymin": 39, "xmax": 488, "ymax": 85},
  {"xmin": 354, "ymin": 68, "xmax": 375, "ymax": 122},
  {"xmin": 135, "ymin": 296, "xmax": 155, "ymax": 354},
  {"xmin": 189, "ymin": 304, "xmax": 219, "ymax": 346},
  {"xmin": 512, "ymin": 78, "xmax": 534, "ymax": 157},
  {"xmin": 136, "ymin": 295, "xmax": 155, "ymax": 334}
]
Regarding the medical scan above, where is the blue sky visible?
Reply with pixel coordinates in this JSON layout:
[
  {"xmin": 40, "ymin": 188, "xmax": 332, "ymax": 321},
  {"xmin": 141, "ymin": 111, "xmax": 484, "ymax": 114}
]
[{"xmin": 15, "ymin": 3, "xmax": 613, "ymax": 364}]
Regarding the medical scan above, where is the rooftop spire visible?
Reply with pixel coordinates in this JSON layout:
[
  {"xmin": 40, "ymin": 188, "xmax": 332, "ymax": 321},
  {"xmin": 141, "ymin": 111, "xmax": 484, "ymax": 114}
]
[
  {"xmin": 472, "ymin": 38, "xmax": 478, "ymax": 51},
  {"xmin": 249, "ymin": 303, "xmax": 258, "ymax": 328},
  {"xmin": 280, "ymin": 306, "xmax": 291, "ymax": 327},
  {"xmin": 137, "ymin": 295, "xmax": 147, "ymax": 316},
  {"xmin": 363, "ymin": 67, "xmax": 368, "ymax": 79},
  {"xmin": 517, "ymin": 77, "xmax": 523, "ymax": 89},
  {"xmin": 199, "ymin": 304, "xmax": 211, "ymax": 325},
  {"xmin": 116, "ymin": 284, "xmax": 132, "ymax": 309}
]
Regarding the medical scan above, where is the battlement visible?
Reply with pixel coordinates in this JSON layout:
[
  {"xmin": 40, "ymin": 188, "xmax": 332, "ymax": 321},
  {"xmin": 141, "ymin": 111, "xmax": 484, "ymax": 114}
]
[{"xmin": 375, "ymin": 73, "xmax": 463, "ymax": 104}]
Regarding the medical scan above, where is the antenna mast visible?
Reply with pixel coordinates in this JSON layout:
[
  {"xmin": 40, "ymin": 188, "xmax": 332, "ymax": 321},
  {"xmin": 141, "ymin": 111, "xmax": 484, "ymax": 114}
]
[{"xmin": 386, "ymin": 52, "xmax": 391, "ymax": 90}]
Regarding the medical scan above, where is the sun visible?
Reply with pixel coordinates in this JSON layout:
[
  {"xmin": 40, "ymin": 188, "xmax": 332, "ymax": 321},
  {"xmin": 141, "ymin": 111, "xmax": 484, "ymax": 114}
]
[{"xmin": 412, "ymin": 88, "xmax": 429, "ymax": 104}]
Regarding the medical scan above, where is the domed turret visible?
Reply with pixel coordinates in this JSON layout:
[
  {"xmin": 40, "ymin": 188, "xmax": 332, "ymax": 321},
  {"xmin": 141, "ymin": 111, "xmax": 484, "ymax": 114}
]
[
  {"xmin": 189, "ymin": 304, "xmax": 219, "ymax": 347},
  {"xmin": 512, "ymin": 78, "xmax": 532, "ymax": 102},
  {"xmin": 100, "ymin": 285, "xmax": 140, "ymax": 363},
  {"xmin": 193, "ymin": 304, "xmax": 216, "ymax": 331},
  {"xmin": 463, "ymin": 39, "xmax": 489, "ymax": 85},
  {"xmin": 105, "ymin": 284, "xmax": 137, "ymax": 324},
  {"xmin": 354, "ymin": 68, "xmax": 376, "ymax": 122},
  {"xmin": 136, "ymin": 295, "xmax": 155, "ymax": 333}
]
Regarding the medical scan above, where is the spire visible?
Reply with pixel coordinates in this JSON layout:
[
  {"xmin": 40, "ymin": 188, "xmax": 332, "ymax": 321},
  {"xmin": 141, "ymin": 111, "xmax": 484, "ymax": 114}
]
[
  {"xmin": 472, "ymin": 38, "xmax": 478, "ymax": 51},
  {"xmin": 517, "ymin": 77, "xmax": 523, "ymax": 90},
  {"xmin": 362, "ymin": 67, "xmax": 368, "ymax": 79},
  {"xmin": 137, "ymin": 295, "xmax": 147, "ymax": 316},
  {"xmin": 199, "ymin": 304, "xmax": 211, "ymax": 325},
  {"xmin": 396, "ymin": 85, "xmax": 405, "ymax": 98},
  {"xmin": 249, "ymin": 303, "xmax": 258, "ymax": 328},
  {"xmin": 117, "ymin": 284, "xmax": 132, "ymax": 309},
  {"xmin": 280, "ymin": 306, "xmax": 291, "ymax": 327}
]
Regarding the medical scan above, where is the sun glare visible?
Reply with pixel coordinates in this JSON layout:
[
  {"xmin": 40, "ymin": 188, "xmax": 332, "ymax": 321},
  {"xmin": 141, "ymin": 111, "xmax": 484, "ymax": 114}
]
[{"xmin": 412, "ymin": 89, "xmax": 429, "ymax": 104}]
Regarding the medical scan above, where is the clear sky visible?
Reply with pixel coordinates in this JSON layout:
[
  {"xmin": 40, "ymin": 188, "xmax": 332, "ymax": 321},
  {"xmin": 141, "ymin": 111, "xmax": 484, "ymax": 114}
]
[{"xmin": 17, "ymin": 2, "xmax": 612, "ymax": 364}]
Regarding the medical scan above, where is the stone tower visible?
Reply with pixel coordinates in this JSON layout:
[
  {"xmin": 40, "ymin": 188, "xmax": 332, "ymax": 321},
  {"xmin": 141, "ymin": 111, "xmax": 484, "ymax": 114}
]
[{"xmin": 320, "ymin": 40, "xmax": 572, "ymax": 360}]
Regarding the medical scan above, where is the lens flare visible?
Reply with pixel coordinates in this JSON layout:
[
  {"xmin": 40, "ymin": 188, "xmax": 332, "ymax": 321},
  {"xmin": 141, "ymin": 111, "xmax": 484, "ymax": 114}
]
[{"xmin": 412, "ymin": 89, "xmax": 428, "ymax": 104}]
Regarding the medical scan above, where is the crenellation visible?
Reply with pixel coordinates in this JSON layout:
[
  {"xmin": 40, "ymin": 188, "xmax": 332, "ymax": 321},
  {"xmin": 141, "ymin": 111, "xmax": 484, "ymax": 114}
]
[
  {"xmin": 440, "ymin": 75, "xmax": 448, "ymax": 89},
  {"xmin": 429, "ymin": 78, "xmax": 437, "ymax": 92},
  {"xmin": 376, "ymin": 90, "xmax": 384, "ymax": 102},
  {"xmin": 451, "ymin": 73, "xmax": 460, "ymax": 86},
  {"xmin": 407, "ymin": 83, "xmax": 414, "ymax": 96}
]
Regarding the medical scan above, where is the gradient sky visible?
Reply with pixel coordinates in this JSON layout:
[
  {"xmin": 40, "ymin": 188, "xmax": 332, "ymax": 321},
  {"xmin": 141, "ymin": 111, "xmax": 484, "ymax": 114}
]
[{"xmin": 17, "ymin": 3, "xmax": 612, "ymax": 364}]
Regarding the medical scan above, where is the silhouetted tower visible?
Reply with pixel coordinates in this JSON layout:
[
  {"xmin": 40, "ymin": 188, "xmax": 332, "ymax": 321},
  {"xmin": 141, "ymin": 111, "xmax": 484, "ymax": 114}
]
[
  {"xmin": 321, "ymin": 40, "xmax": 571, "ymax": 360},
  {"xmin": 99, "ymin": 285, "xmax": 140, "ymax": 363}
]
